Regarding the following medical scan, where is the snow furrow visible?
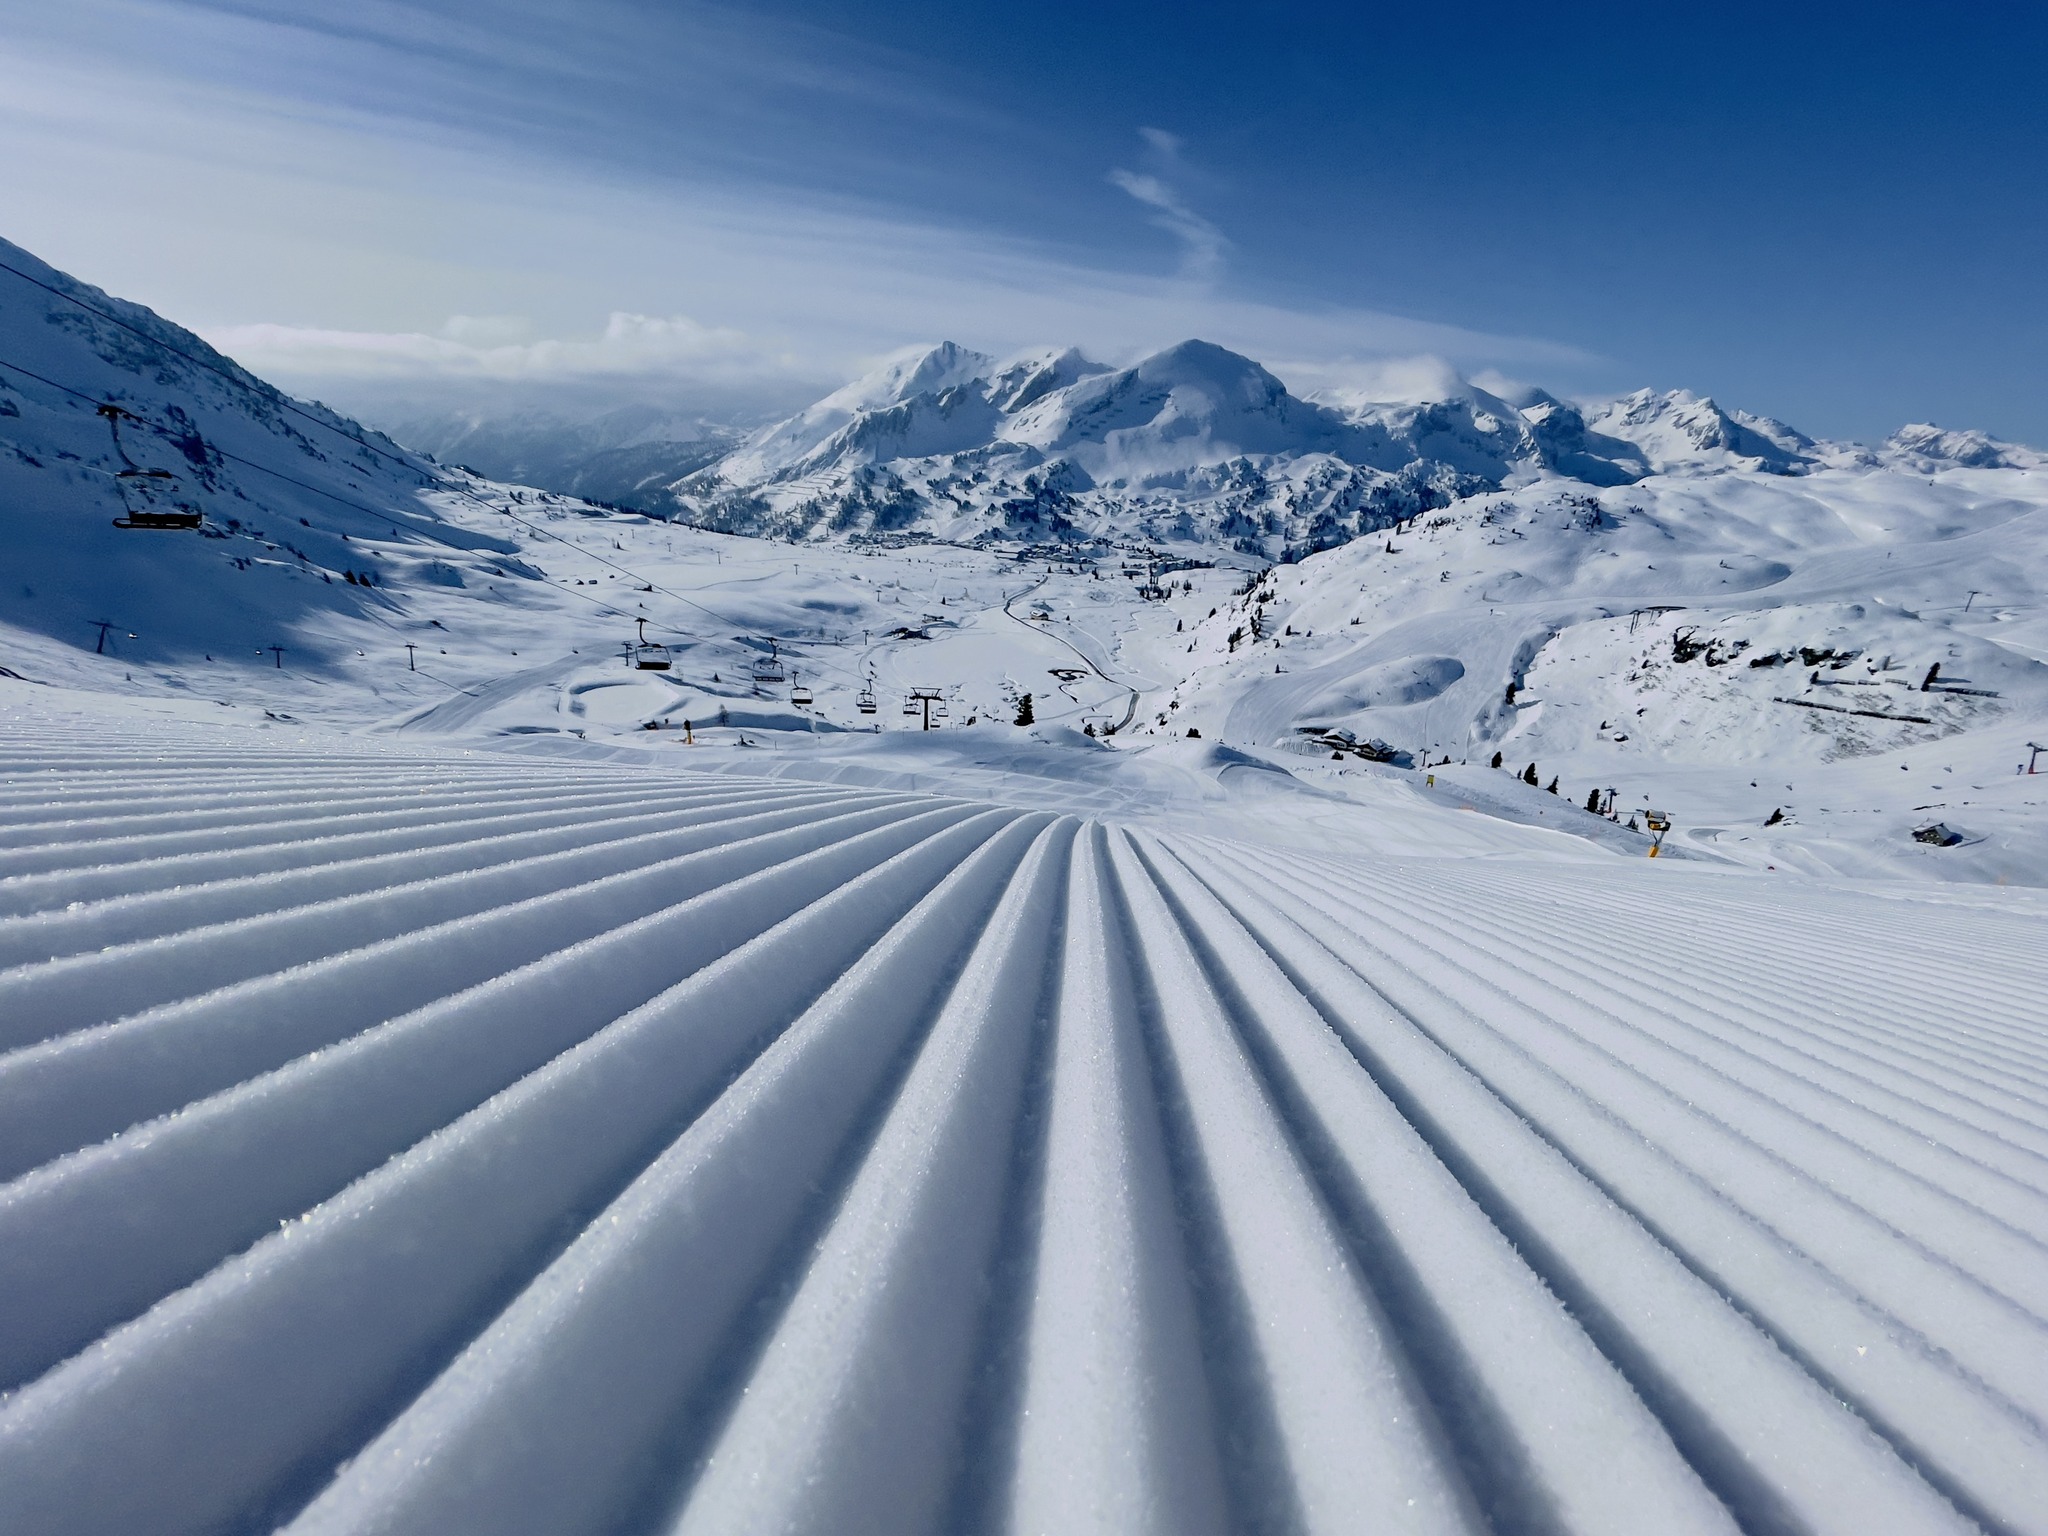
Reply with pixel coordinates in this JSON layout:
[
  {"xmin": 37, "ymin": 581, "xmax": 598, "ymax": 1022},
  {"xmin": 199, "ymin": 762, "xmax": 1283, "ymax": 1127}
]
[
  {"xmin": 0, "ymin": 786, "xmax": 835, "ymax": 967},
  {"xmin": 1277, "ymin": 855, "xmax": 2048, "ymax": 1270},
  {"xmin": 1164, "ymin": 847, "xmax": 1990, "ymax": 1535},
  {"xmin": 1104, "ymin": 828, "xmax": 1481, "ymax": 1534},
  {"xmin": 0, "ymin": 770, "xmax": 647, "ymax": 844},
  {"xmin": 0, "ymin": 779, "xmax": 760, "ymax": 880},
  {"xmin": 0, "ymin": 810, "xmax": 1037, "ymax": 1536},
  {"xmin": 1249, "ymin": 856, "xmax": 2048, "ymax": 1426},
  {"xmin": 1130, "ymin": 834, "xmax": 1743, "ymax": 1535},
  {"xmin": 0, "ymin": 741, "xmax": 2040, "ymax": 1536},
  {"xmin": 1420, "ymin": 860, "xmax": 2048, "ymax": 1063},
  {"xmin": 0, "ymin": 788, "xmax": 911, "ymax": 1047},
  {"xmin": 0, "ymin": 798, "xmax": 959, "ymax": 1181},
  {"xmin": 1383, "ymin": 856, "xmax": 2048, "ymax": 1116},
  {"xmin": 1199, "ymin": 843, "xmax": 2048, "ymax": 1535},
  {"xmin": 0, "ymin": 780, "xmax": 822, "ymax": 918},
  {"xmin": 1003, "ymin": 825, "xmax": 1229, "ymax": 1536}
]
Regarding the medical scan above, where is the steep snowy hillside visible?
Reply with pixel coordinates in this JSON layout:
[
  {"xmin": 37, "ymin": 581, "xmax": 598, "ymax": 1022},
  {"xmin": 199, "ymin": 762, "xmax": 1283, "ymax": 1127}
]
[{"xmin": 0, "ymin": 236, "xmax": 600, "ymax": 673}]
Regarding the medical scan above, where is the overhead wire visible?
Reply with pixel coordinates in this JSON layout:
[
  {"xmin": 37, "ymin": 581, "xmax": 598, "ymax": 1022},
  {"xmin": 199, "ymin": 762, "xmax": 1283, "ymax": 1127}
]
[
  {"xmin": 0, "ymin": 344, "xmax": 798, "ymax": 685},
  {"xmin": 0, "ymin": 343, "xmax": 911, "ymax": 713},
  {"xmin": 0, "ymin": 260, "xmax": 1035, "ymax": 713},
  {"xmin": 0, "ymin": 257, "xmax": 777, "ymax": 652}
]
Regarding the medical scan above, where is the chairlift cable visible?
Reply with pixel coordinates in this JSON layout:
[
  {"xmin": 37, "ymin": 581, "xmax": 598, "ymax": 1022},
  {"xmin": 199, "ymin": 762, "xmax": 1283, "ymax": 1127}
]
[
  {"xmin": 4, "ymin": 317, "xmax": 975, "ymax": 705},
  {"xmin": 0, "ymin": 347, "xmax": 767, "ymax": 669},
  {"xmin": 0, "ymin": 262, "xmax": 771, "ymax": 652}
]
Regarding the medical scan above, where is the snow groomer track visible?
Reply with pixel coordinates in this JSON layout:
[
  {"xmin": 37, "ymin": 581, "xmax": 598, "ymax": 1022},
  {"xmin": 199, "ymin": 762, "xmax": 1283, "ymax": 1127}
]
[{"xmin": 1, "ymin": 729, "xmax": 2046, "ymax": 1536}]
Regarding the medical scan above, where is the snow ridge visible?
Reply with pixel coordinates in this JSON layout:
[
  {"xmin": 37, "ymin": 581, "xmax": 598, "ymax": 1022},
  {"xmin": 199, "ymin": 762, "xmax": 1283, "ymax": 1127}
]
[{"xmin": 0, "ymin": 722, "xmax": 2042, "ymax": 1535}]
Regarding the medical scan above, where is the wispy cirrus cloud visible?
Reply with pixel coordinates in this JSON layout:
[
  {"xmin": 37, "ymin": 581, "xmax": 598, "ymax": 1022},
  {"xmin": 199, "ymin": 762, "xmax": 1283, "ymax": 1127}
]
[
  {"xmin": 0, "ymin": 4, "xmax": 1605, "ymax": 427},
  {"xmin": 1109, "ymin": 128, "xmax": 1229, "ymax": 284}
]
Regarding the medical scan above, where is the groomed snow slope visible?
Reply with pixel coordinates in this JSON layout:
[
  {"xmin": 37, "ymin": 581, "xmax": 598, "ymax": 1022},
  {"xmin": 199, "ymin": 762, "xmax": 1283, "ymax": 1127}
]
[{"xmin": 2, "ymin": 721, "xmax": 2044, "ymax": 1536}]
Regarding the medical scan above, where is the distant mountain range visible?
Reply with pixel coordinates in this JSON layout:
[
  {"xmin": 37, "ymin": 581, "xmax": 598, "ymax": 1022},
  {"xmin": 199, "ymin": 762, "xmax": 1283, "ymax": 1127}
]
[
  {"xmin": 6, "ymin": 226, "xmax": 2042, "ymax": 591},
  {"xmin": 378, "ymin": 404, "xmax": 743, "ymax": 516},
  {"xmin": 653, "ymin": 338, "xmax": 2044, "ymax": 556}
]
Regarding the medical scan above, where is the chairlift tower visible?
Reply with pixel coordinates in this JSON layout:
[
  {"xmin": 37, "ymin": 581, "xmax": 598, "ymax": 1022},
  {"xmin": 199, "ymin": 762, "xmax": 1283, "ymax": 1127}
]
[{"xmin": 905, "ymin": 687, "xmax": 944, "ymax": 730}]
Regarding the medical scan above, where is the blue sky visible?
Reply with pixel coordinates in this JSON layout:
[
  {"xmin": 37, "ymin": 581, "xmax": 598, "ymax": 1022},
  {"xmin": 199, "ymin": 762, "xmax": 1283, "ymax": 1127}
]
[{"xmin": 2, "ymin": 0, "xmax": 2045, "ymax": 440}]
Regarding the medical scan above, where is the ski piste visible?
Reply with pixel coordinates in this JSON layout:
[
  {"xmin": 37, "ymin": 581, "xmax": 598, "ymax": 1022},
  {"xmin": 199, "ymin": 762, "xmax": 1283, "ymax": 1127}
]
[
  {"xmin": 0, "ymin": 721, "xmax": 2042, "ymax": 1535},
  {"xmin": 2, "ymin": 233, "xmax": 2046, "ymax": 1533}
]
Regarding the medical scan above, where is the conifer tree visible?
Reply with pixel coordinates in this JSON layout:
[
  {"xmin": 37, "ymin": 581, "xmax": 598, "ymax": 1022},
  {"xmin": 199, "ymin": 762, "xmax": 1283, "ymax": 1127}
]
[
  {"xmin": 1015, "ymin": 693, "xmax": 1034, "ymax": 726},
  {"xmin": 1585, "ymin": 787, "xmax": 1602, "ymax": 813},
  {"xmin": 1490, "ymin": 750, "xmax": 1504, "ymax": 769},
  {"xmin": 1522, "ymin": 762, "xmax": 1539, "ymax": 785}
]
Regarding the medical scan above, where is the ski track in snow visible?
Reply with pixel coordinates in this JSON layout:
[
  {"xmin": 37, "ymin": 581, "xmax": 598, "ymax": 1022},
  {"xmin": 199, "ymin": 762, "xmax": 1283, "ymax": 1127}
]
[{"xmin": 0, "ymin": 723, "xmax": 2043, "ymax": 1536}]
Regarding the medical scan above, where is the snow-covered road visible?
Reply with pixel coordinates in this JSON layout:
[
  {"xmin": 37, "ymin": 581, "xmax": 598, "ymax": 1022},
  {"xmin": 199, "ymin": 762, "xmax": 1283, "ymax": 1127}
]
[{"xmin": 1, "ymin": 723, "xmax": 2044, "ymax": 1535}]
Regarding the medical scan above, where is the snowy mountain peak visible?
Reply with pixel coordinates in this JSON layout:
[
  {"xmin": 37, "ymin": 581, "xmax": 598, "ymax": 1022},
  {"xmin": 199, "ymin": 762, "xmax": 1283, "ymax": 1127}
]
[
  {"xmin": 985, "ymin": 346, "xmax": 1111, "ymax": 413},
  {"xmin": 715, "ymin": 341, "xmax": 998, "ymax": 483},
  {"xmin": 830, "ymin": 340, "xmax": 995, "ymax": 413},
  {"xmin": 1000, "ymin": 339, "xmax": 1339, "ymax": 469},
  {"xmin": 1586, "ymin": 387, "xmax": 1816, "ymax": 475},
  {"xmin": 1885, "ymin": 422, "xmax": 2048, "ymax": 470}
]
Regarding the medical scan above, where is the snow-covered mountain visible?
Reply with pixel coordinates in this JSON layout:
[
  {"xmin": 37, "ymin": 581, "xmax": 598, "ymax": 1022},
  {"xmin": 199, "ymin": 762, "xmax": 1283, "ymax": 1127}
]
[
  {"xmin": 5, "ymin": 231, "xmax": 2046, "ymax": 886},
  {"xmin": 1884, "ymin": 420, "xmax": 2048, "ymax": 471},
  {"xmin": 666, "ymin": 340, "xmax": 1880, "ymax": 554},
  {"xmin": 0, "ymin": 235, "xmax": 605, "ymax": 670}
]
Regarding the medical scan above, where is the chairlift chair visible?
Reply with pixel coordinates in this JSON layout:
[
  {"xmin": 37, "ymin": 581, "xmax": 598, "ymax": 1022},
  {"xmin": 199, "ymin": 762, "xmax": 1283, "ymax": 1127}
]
[
  {"xmin": 629, "ymin": 618, "xmax": 672, "ymax": 670},
  {"xmin": 111, "ymin": 467, "xmax": 203, "ymax": 530},
  {"xmin": 857, "ymin": 686, "xmax": 878, "ymax": 714},
  {"xmin": 790, "ymin": 683, "xmax": 813, "ymax": 706},
  {"xmin": 113, "ymin": 507, "xmax": 204, "ymax": 530}
]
